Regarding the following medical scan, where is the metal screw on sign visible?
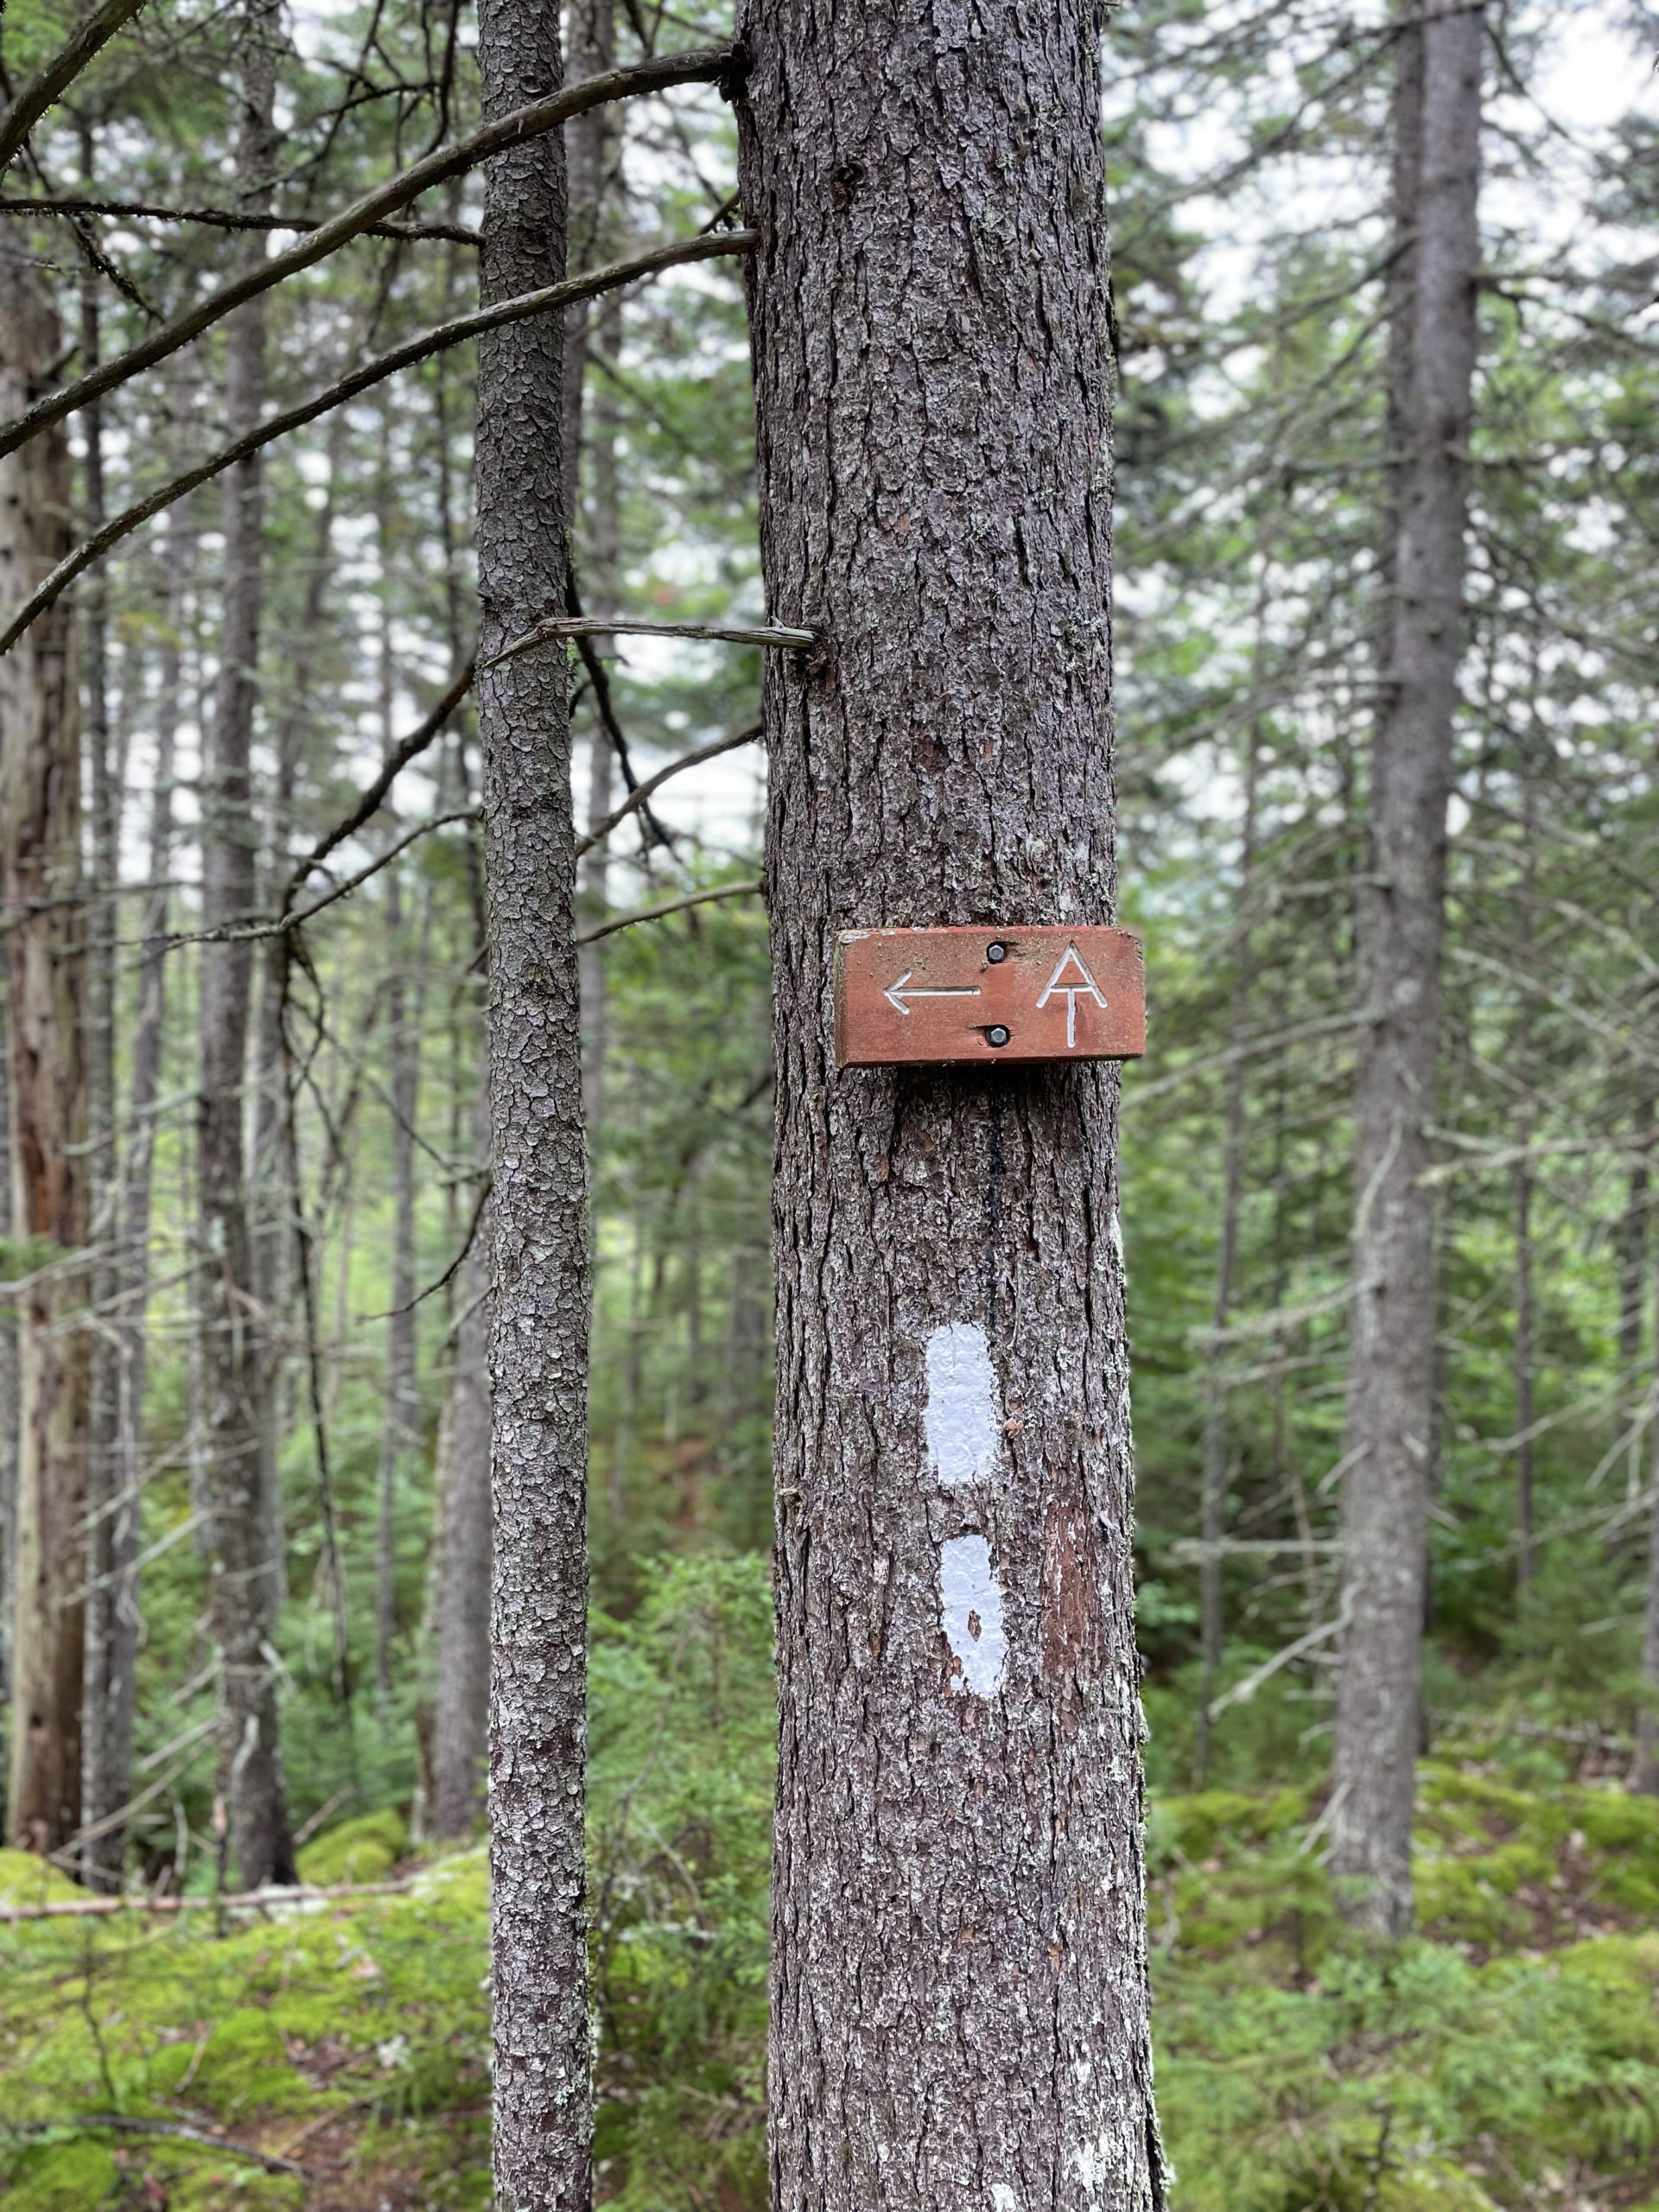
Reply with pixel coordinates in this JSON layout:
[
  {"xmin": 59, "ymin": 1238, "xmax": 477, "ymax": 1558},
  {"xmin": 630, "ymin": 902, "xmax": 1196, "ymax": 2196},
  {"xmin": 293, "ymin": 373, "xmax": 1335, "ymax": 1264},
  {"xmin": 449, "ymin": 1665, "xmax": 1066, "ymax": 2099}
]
[{"xmin": 987, "ymin": 1026, "xmax": 1011, "ymax": 1048}]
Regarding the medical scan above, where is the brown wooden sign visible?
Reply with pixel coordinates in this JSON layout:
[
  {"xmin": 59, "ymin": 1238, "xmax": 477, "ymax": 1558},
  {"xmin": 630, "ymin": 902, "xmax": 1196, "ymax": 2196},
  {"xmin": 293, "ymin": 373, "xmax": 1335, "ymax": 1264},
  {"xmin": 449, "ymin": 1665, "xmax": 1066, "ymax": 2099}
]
[{"xmin": 835, "ymin": 925, "xmax": 1145, "ymax": 1068}]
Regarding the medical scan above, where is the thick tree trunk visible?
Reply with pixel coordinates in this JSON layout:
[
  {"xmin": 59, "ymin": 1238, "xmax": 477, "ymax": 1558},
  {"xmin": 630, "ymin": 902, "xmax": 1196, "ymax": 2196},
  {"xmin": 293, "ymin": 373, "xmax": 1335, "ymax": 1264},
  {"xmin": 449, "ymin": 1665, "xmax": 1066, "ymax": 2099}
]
[
  {"xmin": 1330, "ymin": 0, "xmax": 1483, "ymax": 1937},
  {"xmin": 197, "ymin": 0, "xmax": 295, "ymax": 1893},
  {"xmin": 0, "ymin": 251, "xmax": 88, "ymax": 1858},
  {"xmin": 473, "ymin": 0, "xmax": 589, "ymax": 2200},
  {"xmin": 738, "ymin": 10, "xmax": 1164, "ymax": 2209}
]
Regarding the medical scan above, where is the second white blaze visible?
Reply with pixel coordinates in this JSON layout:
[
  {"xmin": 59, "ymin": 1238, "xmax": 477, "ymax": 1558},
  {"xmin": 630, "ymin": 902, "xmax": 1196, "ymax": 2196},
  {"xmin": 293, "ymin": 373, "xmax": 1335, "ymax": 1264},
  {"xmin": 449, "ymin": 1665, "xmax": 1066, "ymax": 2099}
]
[
  {"xmin": 924, "ymin": 1321, "xmax": 1001, "ymax": 1485},
  {"xmin": 939, "ymin": 1535, "xmax": 1008, "ymax": 1697}
]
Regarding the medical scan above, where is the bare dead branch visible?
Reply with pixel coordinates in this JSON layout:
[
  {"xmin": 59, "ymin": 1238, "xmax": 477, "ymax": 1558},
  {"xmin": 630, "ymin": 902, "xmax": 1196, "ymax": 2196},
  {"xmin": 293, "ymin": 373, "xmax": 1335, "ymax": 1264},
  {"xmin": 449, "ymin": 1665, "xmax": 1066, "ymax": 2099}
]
[
  {"xmin": 0, "ymin": 232, "xmax": 753, "ymax": 658},
  {"xmin": 575, "ymin": 720, "xmax": 762, "ymax": 858},
  {"xmin": 0, "ymin": 0, "xmax": 148, "ymax": 176},
  {"xmin": 578, "ymin": 878, "xmax": 764, "ymax": 945},
  {"xmin": 489, "ymin": 612, "xmax": 814, "ymax": 670},
  {"xmin": 0, "ymin": 43, "xmax": 735, "ymax": 461},
  {"xmin": 286, "ymin": 659, "xmax": 474, "ymax": 906},
  {"xmin": 3, "ymin": 2117, "xmax": 302, "ymax": 2179}
]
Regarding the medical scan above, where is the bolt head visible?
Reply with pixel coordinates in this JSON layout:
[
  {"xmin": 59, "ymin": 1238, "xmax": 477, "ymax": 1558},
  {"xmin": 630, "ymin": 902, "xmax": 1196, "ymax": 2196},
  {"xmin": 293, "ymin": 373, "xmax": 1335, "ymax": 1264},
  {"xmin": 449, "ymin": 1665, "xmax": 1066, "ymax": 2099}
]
[
  {"xmin": 986, "ymin": 942, "xmax": 1007, "ymax": 963},
  {"xmin": 987, "ymin": 1026, "xmax": 1011, "ymax": 1048}
]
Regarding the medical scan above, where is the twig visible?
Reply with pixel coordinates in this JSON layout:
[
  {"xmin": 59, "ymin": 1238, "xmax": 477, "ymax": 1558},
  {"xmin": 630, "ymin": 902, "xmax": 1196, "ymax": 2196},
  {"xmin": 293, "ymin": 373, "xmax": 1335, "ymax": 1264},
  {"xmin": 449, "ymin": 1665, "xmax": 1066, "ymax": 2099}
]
[
  {"xmin": 286, "ymin": 661, "xmax": 474, "ymax": 906},
  {"xmin": 575, "ymin": 720, "xmax": 763, "ymax": 858},
  {"xmin": 162, "ymin": 812, "xmax": 478, "ymax": 949},
  {"xmin": 3, "ymin": 2116, "xmax": 302, "ymax": 2178},
  {"xmin": 359, "ymin": 1174, "xmax": 490, "ymax": 1319},
  {"xmin": 0, "ymin": 0, "xmax": 147, "ymax": 175},
  {"xmin": 1205, "ymin": 1603, "xmax": 1351, "ymax": 1723},
  {"xmin": 578, "ymin": 879, "xmax": 763, "ymax": 946},
  {"xmin": 0, "ymin": 194, "xmax": 476, "ymax": 242},
  {"xmin": 488, "ymin": 613, "xmax": 814, "ymax": 671},
  {"xmin": 0, "ymin": 232, "xmax": 754, "ymax": 658},
  {"xmin": 566, "ymin": 573, "xmax": 674, "ymax": 852},
  {"xmin": 0, "ymin": 44, "xmax": 735, "ymax": 461},
  {"xmin": 290, "ymin": 1785, "xmax": 355, "ymax": 1847}
]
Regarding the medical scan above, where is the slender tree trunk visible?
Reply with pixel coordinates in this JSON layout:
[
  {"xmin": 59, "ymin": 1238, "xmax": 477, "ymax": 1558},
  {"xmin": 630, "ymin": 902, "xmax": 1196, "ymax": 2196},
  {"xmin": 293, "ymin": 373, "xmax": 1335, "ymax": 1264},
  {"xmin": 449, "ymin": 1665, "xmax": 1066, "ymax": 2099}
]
[
  {"xmin": 1196, "ymin": 732, "xmax": 1261, "ymax": 1783},
  {"xmin": 0, "ymin": 250, "xmax": 88, "ymax": 1859},
  {"xmin": 578, "ymin": 294, "xmax": 621, "ymax": 1132},
  {"xmin": 474, "ymin": 0, "xmax": 589, "ymax": 2199},
  {"xmin": 197, "ymin": 0, "xmax": 296, "ymax": 1893},
  {"xmin": 1634, "ymin": 1257, "xmax": 1659, "ymax": 1790},
  {"xmin": 561, "ymin": 0, "xmax": 616, "ymax": 496},
  {"xmin": 740, "ymin": 10, "xmax": 1163, "ymax": 2207},
  {"xmin": 376, "ymin": 582, "xmax": 421, "ymax": 1700},
  {"xmin": 94, "ymin": 511, "xmax": 187, "ymax": 1885},
  {"xmin": 1330, "ymin": 0, "xmax": 1483, "ymax": 1937},
  {"xmin": 0, "ymin": 1000, "xmax": 15, "ymax": 1841},
  {"xmin": 424, "ymin": 1108, "xmax": 493, "ymax": 1841},
  {"xmin": 78, "ymin": 219, "xmax": 131, "ymax": 1888}
]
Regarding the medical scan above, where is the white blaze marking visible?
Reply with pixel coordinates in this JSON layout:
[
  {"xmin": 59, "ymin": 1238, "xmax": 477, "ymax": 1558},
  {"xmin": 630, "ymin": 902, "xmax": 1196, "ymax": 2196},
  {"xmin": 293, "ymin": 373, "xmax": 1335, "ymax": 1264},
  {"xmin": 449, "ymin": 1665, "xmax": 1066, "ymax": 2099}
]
[
  {"xmin": 991, "ymin": 2190, "xmax": 1021, "ymax": 2212},
  {"xmin": 924, "ymin": 1322, "xmax": 1001, "ymax": 1486},
  {"xmin": 1036, "ymin": 944, "xmax": 1108, "ymax": 1048},
  {"xmin": 939, "ymin": 1535, "xmax": 1007, "ymax": 1697}
]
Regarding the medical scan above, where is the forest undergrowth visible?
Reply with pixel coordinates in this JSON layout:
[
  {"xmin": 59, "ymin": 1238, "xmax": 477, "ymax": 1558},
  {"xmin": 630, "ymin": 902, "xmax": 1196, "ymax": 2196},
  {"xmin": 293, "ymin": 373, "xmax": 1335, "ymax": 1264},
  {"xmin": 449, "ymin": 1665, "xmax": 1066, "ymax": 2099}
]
[{"xmin": 6, "ymin": 1549, "xmax": 1659, "ymax": 2212}]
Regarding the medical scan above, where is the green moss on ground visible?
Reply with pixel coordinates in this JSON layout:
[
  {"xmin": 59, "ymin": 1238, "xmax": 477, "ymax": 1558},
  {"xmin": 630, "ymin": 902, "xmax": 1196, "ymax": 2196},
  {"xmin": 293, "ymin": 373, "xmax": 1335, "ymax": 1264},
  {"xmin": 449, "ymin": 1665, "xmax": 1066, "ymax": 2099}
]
[{"xmin": 9, "ymin": 1582, "xmax": 1659, "ymax": 2210}]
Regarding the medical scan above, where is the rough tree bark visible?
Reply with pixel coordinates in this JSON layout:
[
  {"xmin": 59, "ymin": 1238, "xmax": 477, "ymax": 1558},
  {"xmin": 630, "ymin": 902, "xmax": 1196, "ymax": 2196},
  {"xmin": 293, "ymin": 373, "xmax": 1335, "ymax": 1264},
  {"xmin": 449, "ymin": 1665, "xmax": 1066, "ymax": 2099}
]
[
  {"xmin": 738, "ymin": 7, "xmax": 1164, "ymax": 2207},
  {"xmin": 0, "ymin": 1000, "xmax": 15, "ymax": 1843},
  {"xmin": 196, "ymin": 0, "xmax": 296, "ymax": 1892},
  {"xmin": 473, "ymin": 0, "xmax": 590, "ymax": 2199},
  {"xmin": 1632, "ymin": 1264, "xmax": 1659, "ymax": 1793},
  {"xmin": 0, "ymin": 245, "xmax": 87, "ymax": 1858},
  {"xmin": 1330, "ymin": 0, "xmax": 1483, "ymax": 1936}
]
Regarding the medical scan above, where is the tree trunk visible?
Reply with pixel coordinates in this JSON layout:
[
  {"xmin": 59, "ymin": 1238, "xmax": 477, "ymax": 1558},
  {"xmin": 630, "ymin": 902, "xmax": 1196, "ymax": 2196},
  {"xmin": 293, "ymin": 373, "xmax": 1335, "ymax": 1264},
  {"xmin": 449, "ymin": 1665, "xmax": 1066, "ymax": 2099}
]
[
  {"xmin": 578, "ymin": 293, "xmax": 621, "ymax": 1132},
  {"xmin": 78, "ymin": 225, "xmax": 132, "ymax": 1889},
  {"xmin": 738, "ymin": 10, "xmax": 1164, "ymax": 2208},
  {"xmin": 376, "ymin": 505, "xmax": 421, "ymax": 1700},
  {"xmin": 424, "ymin": 1130, "xmax": 493, "ymax": 1842},
  {"xmin": 1330, "ymin": 0, "xmax": 1483, "ymax": 1937},
  {"xmin": 1632, "ymin": 1253, "xmax": 1659, "ymax": 1793},
  {"xmin": 93, "ymin": 505, "xmax": 187, "ymax": 1885},
  {"xmin": 197, "ymin": 0, "xmax": 295, "ymax": 1893},
  {"xmin": 0, "ymin": 999, "xmax": 16, "ymax": 1843},
  {"xmin": 1195, "ymin": 731, "xmax": 1261, "ymax": 1785},
  {"xmin": 0, "ymin": 250, "xmax": 88, "ymax": 1859},
  {"xmin": 474, "ymin": 0, "xmax": 589, "ymax": 2199}
]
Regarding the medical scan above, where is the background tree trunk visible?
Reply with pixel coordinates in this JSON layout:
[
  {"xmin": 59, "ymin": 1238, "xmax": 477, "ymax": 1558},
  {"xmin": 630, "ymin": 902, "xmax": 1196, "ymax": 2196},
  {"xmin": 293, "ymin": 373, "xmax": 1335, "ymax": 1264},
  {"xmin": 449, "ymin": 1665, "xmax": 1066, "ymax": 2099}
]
[
  {"xmin": 0, "ymin": 247, "xmax": 87, "ymax": 1859},
  {"xmin": 196, "ymin": 0, "xmax": 296, "ymax": 1893},
  {"xmin": 738, "ymin": 7, "xmax": 1164, "ymax": 2207},
  {"xmin": 473, "ymin": 0, "xmax": 589, "ymax": 2200},
  {"xmin": 423, "ymin": 1128, "xmax": 493, "ymax": 1842},
  {"xmin": 1330, "ymin": 0, "xmax": 1483, "ymax": 1936}
]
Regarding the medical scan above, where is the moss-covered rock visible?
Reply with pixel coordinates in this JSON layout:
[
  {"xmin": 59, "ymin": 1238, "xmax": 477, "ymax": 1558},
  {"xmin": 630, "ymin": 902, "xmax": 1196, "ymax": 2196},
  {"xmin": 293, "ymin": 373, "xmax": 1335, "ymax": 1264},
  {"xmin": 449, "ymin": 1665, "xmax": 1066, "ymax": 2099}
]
[{"xmin": 296, "ymin": 1806, "xmax": 409, "ymax": 1886}]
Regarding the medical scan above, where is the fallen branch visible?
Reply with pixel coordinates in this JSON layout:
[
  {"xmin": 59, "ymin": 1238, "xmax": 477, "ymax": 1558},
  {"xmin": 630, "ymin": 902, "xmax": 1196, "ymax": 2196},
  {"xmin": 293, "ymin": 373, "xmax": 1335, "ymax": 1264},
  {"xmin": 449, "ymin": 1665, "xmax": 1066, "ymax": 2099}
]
[
  {"xmin": 575, "ymin": 720, "xmax": 762, "ymax": 858},
  {"xmin": 578, "ymin": 879, "xmax": 764, "ymax": 946},
  {"xmin": 0, "ymin": 232, "xmax": 753, "ymax": 658},
  {"xmin": 490, "ymin": 613, "xmax": 814, "ymax": 671},
  {"xmin": 0, "ymin": 1876, "xmax": 414, "ymax": 1923},
  {"xmin": 3, "ymin": 2116, "xmax": 301, "ymax": 2177},
  {"xmin": 0, "ymin": 43, "xmax": 734, "ymax": 461},
  {"xmin": 0, "ymin": 0, "xmax": 148, "ymax": 175}
]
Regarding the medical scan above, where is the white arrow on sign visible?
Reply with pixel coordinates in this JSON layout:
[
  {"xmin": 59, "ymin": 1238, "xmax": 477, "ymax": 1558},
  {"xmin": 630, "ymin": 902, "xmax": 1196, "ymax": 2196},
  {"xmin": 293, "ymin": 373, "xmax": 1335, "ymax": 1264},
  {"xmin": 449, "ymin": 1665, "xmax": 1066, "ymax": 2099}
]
[{"xmin": 883, "ymin": 970, "xmax": 983, "ymax": 1017}]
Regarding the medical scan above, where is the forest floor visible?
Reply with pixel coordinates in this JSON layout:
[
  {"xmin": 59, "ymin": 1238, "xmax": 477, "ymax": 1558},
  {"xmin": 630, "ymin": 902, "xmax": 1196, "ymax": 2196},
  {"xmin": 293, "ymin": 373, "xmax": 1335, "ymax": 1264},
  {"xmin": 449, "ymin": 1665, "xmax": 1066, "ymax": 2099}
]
[{"xmin": 6, "ymin": 1571, "xmax": 1659, "ymax": 2212}]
